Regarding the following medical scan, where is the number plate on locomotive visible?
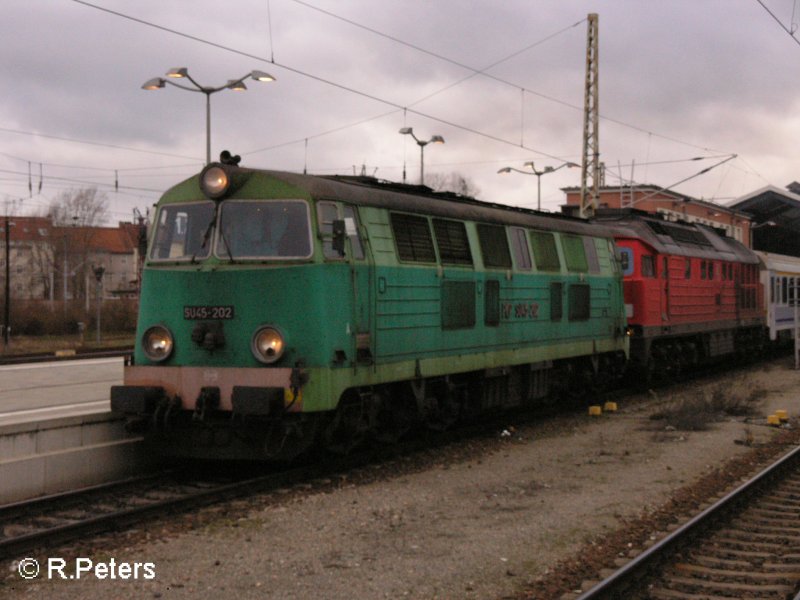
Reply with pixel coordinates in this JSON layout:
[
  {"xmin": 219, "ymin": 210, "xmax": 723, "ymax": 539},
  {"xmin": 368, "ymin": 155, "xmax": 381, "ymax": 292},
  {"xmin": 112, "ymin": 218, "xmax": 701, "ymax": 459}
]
[{"xmin": 183, "ymin": 305, "xmax": 235, "ymax": 320}]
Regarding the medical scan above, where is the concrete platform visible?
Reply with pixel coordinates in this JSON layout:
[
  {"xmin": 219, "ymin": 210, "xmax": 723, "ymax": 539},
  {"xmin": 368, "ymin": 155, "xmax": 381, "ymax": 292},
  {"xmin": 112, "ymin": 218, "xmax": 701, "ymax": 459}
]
[{"xmin": 0, "ymin": 412, "xmax": 156, "ymax": 505}]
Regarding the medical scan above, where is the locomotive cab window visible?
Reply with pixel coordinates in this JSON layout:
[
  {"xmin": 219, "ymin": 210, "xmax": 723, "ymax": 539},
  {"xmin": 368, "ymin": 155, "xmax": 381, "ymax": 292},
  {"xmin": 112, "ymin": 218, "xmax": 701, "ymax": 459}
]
[
  {"xmin": 219, "ymin": 200, "xmax": 312, "ymax": 260},
  {"xmin": 618, "ymin": 247, "xmax": 634, "ymax": 276},
  {"xmin": 317, "ymin": 202, "xmax": 364, "ymax": 260},
  {"xmin": 150, "ymin": 201, "xmax": 215, "ymax": 261}
]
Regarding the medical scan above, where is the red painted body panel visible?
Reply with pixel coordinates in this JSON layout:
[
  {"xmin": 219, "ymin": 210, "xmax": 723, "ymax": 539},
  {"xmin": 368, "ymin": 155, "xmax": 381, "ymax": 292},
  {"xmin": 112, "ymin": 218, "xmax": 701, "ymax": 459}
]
[{"xmin": 617, "ymin": 237, "xmax": 762, "ymax": 331}]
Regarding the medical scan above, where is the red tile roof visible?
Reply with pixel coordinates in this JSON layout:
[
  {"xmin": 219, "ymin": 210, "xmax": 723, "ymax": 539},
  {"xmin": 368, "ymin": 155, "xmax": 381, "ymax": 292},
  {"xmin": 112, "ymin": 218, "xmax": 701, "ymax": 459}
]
[{"xmin": 0, "ymin": 216, "xmax": 138, "ymax": 254}]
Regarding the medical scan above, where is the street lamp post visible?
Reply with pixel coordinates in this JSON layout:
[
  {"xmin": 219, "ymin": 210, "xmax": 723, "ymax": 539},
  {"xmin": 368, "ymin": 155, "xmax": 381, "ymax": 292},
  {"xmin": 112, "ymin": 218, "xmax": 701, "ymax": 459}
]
[
  {"xmin": 93, "ymin": 265, "xmax": 105, "ymax": 344},
  {"xmin": 142, "ymin": 68, "xmax": 276, "ymax": 164},
  {"xmin": 3, "ymin": 214, "xmax": 10, "ymax": 350},
  {"xmin": 399, "ymin": 127, "xmax": 445, "ymax": 186},
  {"xmin": 498, "ymin": 161, "xmax": 578, "ymax": 211}
]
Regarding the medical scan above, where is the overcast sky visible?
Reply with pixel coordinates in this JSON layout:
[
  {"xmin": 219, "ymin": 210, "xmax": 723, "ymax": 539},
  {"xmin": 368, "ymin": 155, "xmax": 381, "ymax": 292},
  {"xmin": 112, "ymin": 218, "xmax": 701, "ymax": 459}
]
[{"xmin": 1, "ymin": 0, "xmax": 799, "ymax": 223}]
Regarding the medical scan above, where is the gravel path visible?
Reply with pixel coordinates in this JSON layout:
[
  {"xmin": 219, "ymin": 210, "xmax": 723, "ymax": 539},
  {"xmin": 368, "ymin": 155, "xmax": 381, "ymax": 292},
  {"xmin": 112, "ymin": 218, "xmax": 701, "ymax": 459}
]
[{"xmin": 4, "ymin": 358, "xmax": 800, "ymax": 599}]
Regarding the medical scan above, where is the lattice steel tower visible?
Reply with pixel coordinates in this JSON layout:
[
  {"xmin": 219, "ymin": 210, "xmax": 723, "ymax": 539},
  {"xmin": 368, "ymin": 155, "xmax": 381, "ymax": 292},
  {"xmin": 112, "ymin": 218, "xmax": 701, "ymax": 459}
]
[{"xmin": 580, "ymin": 13, "xmax": 600, "ymax": 219}]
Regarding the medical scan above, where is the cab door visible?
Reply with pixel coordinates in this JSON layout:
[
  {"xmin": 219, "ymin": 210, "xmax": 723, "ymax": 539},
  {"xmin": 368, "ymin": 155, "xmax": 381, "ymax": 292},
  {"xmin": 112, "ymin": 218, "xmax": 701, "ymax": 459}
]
[{"xmin": 317, "ymin": 201, "xmax": 374, "ymax": 367}]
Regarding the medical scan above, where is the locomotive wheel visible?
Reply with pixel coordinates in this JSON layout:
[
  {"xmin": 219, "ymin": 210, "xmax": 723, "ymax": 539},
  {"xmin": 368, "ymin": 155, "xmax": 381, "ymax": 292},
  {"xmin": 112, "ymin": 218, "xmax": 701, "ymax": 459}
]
[
  {"xmin": 323, "ymin": 394, "xmax": 368, "ymax": 455},
  {"xmin": 373, "ymin": 392, "xmax": 416, "ymax": 444},
  {"xmin": 422, "ymin": 380, "xmax": 459, "ymax": 432},
  {"xmin": 263, "ymin": 416, "xmax": 321, "ymax": 461}
]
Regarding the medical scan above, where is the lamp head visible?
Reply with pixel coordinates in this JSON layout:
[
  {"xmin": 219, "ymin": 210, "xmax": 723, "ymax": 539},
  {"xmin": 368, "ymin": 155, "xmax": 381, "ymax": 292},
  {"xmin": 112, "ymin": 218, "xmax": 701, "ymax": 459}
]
[
  {"xmin": 497, "ymin": 167, "xmax": 512, "ymax": 174},
  {"xmin": 227, "ymin": 79, "xmax": 247, "ymax": 91},
  {"xmin": 251, "ymin": 70, "xmax": 276, "ymax": 82},
  {"xmin": 141, "ymin": 77, "xmax": 165, "ymax": 91},
  {"xmin": 399, "ymin": 127, "xmax": 413, "ymax": 135},
  {"xmin": 166, "ymin": 67, "xmax": 188, "ymax": 78},
  {"xmin": 430, "ymin": 135, "xmax": 445, "ymax": 144}
]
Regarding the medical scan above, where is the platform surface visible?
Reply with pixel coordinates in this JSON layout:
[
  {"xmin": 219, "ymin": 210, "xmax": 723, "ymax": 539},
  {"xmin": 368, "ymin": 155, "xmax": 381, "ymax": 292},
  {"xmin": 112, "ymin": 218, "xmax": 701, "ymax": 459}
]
[{"xmin": 0, "ymin": 357, "xmax": 122, "ymax": 426}]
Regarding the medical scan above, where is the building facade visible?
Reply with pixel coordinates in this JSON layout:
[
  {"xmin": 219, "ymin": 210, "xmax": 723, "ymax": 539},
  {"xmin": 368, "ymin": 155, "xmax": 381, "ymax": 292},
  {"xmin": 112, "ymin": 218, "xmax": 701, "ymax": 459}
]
[
  {"xmin": 0, "ymin": 216, "xmax": 143, "ymax": 302},
  {"xmin": 561, "ymin": 185, "xmax": 754, "ymax": 247}
]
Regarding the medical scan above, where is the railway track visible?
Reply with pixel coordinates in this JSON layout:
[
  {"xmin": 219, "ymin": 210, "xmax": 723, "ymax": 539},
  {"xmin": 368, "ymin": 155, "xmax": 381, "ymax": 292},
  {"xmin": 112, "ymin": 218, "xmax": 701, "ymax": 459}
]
[
  {"xmin": 574, "ymin": 443, "xmax": 800, "ymax": 600},
  {"xmin": 0, "ymin": 464, "xmax": 326, "ymax": 562},
  {"xmin": 0, "ymin": 420, "xmax": 499, "ymax": 563}
]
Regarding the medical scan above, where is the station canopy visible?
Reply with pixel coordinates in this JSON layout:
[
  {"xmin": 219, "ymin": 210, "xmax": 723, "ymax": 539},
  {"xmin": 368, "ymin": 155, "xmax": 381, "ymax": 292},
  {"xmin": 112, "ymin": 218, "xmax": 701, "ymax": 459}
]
[{"xmin": 729, "ymin": 184, "xmax": 800, "ymax": 258}]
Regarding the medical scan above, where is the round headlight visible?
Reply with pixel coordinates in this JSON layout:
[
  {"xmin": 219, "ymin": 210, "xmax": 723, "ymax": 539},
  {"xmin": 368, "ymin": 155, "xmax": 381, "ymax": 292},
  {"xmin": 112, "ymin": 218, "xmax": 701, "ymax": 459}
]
[
  {"xmin": 200, "ymin": 164, "xmax": 230, "ymax": 199},
  {"xmin": 252, "ymin": 326, "xmax": 285, "ymax": 364},
  {"xmin": 142, "ymin": 325, "xmax": 174, "ymax": 362}
]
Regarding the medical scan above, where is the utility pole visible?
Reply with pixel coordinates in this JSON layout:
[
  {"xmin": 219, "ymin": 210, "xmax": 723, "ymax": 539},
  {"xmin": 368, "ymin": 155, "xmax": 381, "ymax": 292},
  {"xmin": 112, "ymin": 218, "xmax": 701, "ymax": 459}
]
[
  {"xmin": 93, "ymin": 265, "xmax": 105, "ymax": 343},
  {"xmin": 580, "ymin": 13, "xmax": 600, "ymax": 219},
  {"xmin": 3, "ymin": 213, "xmax": 10, "ymax": 350}
]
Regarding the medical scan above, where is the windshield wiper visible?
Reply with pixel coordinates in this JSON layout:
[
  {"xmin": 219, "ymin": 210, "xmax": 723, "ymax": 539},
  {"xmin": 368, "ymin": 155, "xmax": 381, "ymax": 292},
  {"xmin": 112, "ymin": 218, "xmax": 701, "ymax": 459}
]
[
  {"xmin": 191, "ymin": 210, "xmax": 217, "ymax": 264},
  {"xmin": 219, "ymin": 221, "xmax": 235, "ymax": 264}
]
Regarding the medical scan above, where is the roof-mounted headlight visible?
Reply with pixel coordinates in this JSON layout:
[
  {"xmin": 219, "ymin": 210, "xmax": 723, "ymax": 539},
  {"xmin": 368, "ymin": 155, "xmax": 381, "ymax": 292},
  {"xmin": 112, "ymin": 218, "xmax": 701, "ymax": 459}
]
[{"xmin": 200, "ymin": 163, "xmax": 231, "ymax": 199}]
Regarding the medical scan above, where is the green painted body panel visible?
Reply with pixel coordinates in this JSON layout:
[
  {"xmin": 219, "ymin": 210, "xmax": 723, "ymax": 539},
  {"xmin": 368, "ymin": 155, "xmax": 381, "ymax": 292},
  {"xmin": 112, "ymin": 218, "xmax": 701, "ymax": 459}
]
[{"xmin": 134, "ymin": 169, "xmax": 627, "ymax": 414}]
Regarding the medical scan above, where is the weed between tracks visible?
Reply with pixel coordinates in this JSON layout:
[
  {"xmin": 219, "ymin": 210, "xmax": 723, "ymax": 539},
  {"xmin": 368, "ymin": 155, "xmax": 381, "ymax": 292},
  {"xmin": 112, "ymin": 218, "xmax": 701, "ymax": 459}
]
[{"xmin": 649, "ymin": 380, "xmax": 767, "ymax": 431}]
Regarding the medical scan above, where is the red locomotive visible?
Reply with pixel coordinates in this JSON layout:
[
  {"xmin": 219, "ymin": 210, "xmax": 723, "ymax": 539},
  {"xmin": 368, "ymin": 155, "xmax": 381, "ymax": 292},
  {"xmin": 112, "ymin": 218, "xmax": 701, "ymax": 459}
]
[{"xmin": 597, "ymin": 210, "xmax": 763, "ymax": 380}]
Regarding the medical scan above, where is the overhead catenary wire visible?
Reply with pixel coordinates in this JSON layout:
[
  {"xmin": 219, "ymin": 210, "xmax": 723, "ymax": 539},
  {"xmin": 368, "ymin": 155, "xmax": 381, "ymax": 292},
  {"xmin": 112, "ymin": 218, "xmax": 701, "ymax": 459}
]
[
  {"xmin": 70, "ymin": 0, "xmax": 736, "ymax": 165},
  {"xmin": 0, "ymin": 0, "xmax": 755, "ymax": 213},
  {"xmin": 755, "ymin": 0, "xmax": 800, "ymax": 47}
]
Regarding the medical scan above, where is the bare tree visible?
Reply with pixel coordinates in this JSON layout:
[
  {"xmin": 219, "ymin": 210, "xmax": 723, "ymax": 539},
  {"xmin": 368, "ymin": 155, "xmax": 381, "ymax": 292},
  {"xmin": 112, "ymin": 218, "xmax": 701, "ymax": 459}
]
[
  {"xmin": 425, "ymin": 172, "xmax": 481, "ymax": 198},
  {"xmin": 43, "ymin": 188, "xmax": 110, "ymax": 303},
  {"xmin": 49, "ymin": 187, "xmax": 109, "ymax": 227}
]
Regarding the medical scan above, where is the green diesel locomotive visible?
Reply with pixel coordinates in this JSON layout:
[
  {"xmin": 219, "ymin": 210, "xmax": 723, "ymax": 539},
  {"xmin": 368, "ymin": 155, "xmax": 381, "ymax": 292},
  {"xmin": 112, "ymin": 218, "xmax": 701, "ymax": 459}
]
[{"xmin": 111, "ymin": 153, "xmax": 628, "ymax": 459}]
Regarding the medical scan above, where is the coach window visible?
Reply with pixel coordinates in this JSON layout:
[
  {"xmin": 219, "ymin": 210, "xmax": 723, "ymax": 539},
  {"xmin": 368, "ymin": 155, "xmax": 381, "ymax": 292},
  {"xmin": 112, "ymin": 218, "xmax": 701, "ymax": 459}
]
[
  {"xmin": 509, "ymin": 227, "xmax": 532, "ymax": 271},
  {"xmin": 432, "ymin": 218, "xmax": 473, "ymax": 266},
  {"xmin": 530, "ymin": 231, "xmax": 561, "ymax": 272},
  {"xmin": 390, "ymin": 212, "xmax": 436, "ymax": 263},
  {"xmin": 684, "ymin": 258, "xmax": 691, "ymax": 279},
  {"xmin": 477, "ymin": 224, "xmax": 512, "ymax": 269},
  {"xmin": 641, "ymin": 255, "xmax": 655, "ymax": 278},
  {"xmin": 700, "ymin": 261, "xmax": 707, "ymax": 280},
  {"xmin": 708, "ymin": 261, "xmax": 715, "ymax": 280}
]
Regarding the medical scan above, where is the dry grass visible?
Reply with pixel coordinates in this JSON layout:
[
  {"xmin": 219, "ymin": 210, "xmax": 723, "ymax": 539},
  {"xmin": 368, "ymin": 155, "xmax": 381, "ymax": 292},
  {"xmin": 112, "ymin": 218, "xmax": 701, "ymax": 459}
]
[{"xmin": 650, "ymin": 381, "xmax": 767, "ymax": 431}]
